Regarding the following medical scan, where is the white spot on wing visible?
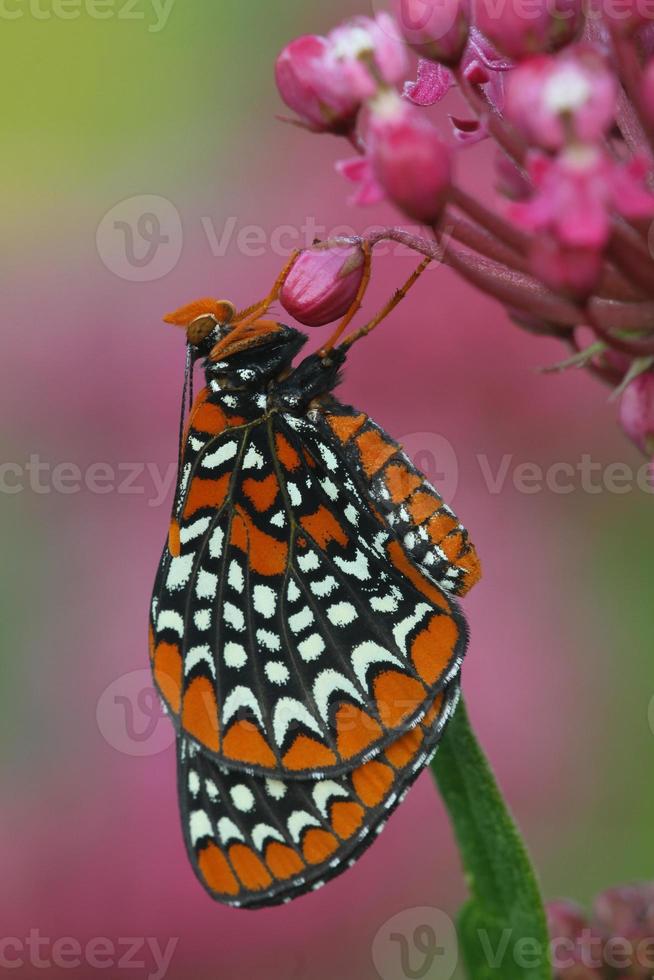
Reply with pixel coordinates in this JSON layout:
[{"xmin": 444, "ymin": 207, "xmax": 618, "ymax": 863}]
[
  {"xmin": 189, "ymin": 810, "xmax": 213, "ymax": 846},
  {"xmin": 265, "ymin": 662, "xmax": 289, "ymax": 685},
  {"xmin": 224, "ymin": 642, "xmax": 247, "ymax": 668},
  {"xmin": 243, "ymin": 445, "xmax": 265, "ymax": 470},
  {"xmin": 223, "ymin": 602, "xmax": 245, "ymax": 632},
  {"xmin": 393, "ymin": 603, "xmax": 432, "ymax": 653},
  {"xmin": 196, "ymin": 569, "xmax": 218, "ymax": 600},
  {"xmin": 253, "ymin": 585, "xmax": 276, "ymax": 618},
  {"xmin": 252, "ymin": 824, "xmax": 285, "ymax": 851},
  {"xmin": 185, "ymin": 644, "xmax": 216, "ymax": 678},
  {"xmin": 313, "ymin": 670, "xmax": 362, "ymax": 720},
  {"xmin": 312, "ymin": 780, "xmax": 349, "ymax": 818},
  {"xmin": 180, "ymin": 516, "xmax": 211, "ymax": 545},
  {"xmin": 289, "ymin": 606, "xmax": 314, "ymax": 633},
  {"xmin": 222, "ymin": 686, "xmax": 264, "ymax": 728},
  {"xmin": 230, "ymin": 784, "xmax": 255, "ymax": 812},
  {"xmin": 297, "ymin": 633, "xmax": 325, "ymax": 662},
  {"xmin": 351, "ymin": 641, "xmax": 402, "ymax": 689},
  {"xmin": 287, "ymin": 810, "xmax": 321, "ymax": 844},
  {"xmin": 157, "ymin": 610, "xmax": 184, "ymax": 636},
  {"xmin": 217, "ymin": 817, "xmax": 245, "ymax": 845},
  {"xmin": 327, "ymin": 601, "xmax": 357, "ymax": 627},
  {"xmin": 273, "ymin": 697, "xmax": 322, "ymax": 745},
  {"xmin": 166, "ymin": 554, "xmax": 194, "ymax": 591}
]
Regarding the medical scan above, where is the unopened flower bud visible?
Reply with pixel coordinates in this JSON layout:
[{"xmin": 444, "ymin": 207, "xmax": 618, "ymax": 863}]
[
  {"xmin": 280, "ymin": 240, "xmax": 366, "ymax": 327},
  {"xmin": 547, "ymin": 902, "xmax": 605, "ymax": 980},
  {"xmin": 505, "ymin": 46, "xmax": 617, "ymax": 151},
  {"xmin": 393, "ymin": 0, "xmax": 471, "ymax": 66},
  {"xmin": 593, "ymin": 884, "xmax": 654, "ymax": 979},
  {"xmin": 369, "ymin": 91, "xmax": 453, "ymax": 223},
  {"xmin": 619, "ymin": 377, "xmax": 654, "ymax": 456},
  {"xmin": 275, "ymin": 35, "xmax": 361, "ymax": 133},
  {"xmin": 473, "ymin": 0, "xmax": 585, "ymax": 60}
]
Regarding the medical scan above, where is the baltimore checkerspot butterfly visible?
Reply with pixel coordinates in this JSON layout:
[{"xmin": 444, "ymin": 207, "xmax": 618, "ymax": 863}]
[{"xmin": 149, "ymin": 253, "xmax": 481, "ymax": 907}]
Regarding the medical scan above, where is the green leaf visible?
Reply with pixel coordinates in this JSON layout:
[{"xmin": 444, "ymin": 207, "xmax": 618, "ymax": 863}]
[{"xmin": 432, "ymin": 699, "xmax": 552, "ymax": 980}]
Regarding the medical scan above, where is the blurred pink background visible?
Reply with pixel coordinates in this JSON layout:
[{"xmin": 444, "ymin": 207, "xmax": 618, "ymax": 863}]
[{"xmin": 2, "ymin": 2, "xmax": 653, "ymax": 978}]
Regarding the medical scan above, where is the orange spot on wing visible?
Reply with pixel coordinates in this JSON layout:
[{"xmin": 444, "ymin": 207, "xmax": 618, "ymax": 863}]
[
  {"xmin": 355, "ymin": 429, "xmax": 397, "ymax": 478},
  {"xmin": 352, "ymin": 760, "xmax": 394, "ymax": 807},
  {"xmin": 148, "ymin": 623, "xmax": 155, "ymax": 663},
  {"xmin": 190, "ymin": 401, "xmax": 227, "ymax": 436},
  {"xmin": 456, "ymin": 549, "xmax": 482, "ymax": 594},
  {"xmin": 440, "ymin": 531, "xmax": 465, "ymax": 561},
  {"xmin": 183, "ymin": 474, "xmax": 230, "ymax": 519},
  {"xmin": 198, "ymin": 843, "xmax": 240, "ymax": 896},
  {"xmin": 326, "ymin": 412, "xmax": 367, "ymax": 444},
  {"xmin": 222, "ymin": 719, "xmax": 277, "ymax": 768},
  {"xmin": 330, "ymin": 801, "xmax": 365, "ymax": 840},
  {"xmin": 275, "ymin": 432, "xmax": 301, "ymax": 471},
  {"xmin": 242, "ymin": 473, "xmax": 279, "ymax": 512},
  {"xmin": 420, "ymin": 693, "xmax": 445, "ymax": 730},
  {"xmin": 425, "ymin": 510, "xmax": 459, "ymax": 543},
  {"xmin": 373, "ymin": 671, "xmax": 425, "ymax": 729},
  {"xmin": 228, "ymin": 844, "xmax": 273, "ymax": 891},
  {"xmin": 168, "ymin": 519, "xmax": 181, "ymax": 558},
  {"xmin": 282, "ymin": 734, "xmax": 337, "ymax": 772},
  {"xmin": 230, "ymin": 507, "xmax": 288, "ymax": 576},
  {"xmin": 408, "ymin": 491, "xmax": 442, "ymax": 526},
  {"xmin": 387, "ymin": 540, "xmax": 449, "ymax": 611},
  {"xmin": 300, "ymin": 506, "xmax": 348, "ymax": 549},
  {"xmin": 383, "ymin": 724, "xmax": 425, "ymax": 769},
  {"xmin": 154, "ymin": 642, "xmax": 182, "ymax": 714},
  {"xmin": 335, "ymin": 704, "xmax": 383, "ymax": 761},
  {"xmin": 182, "ymin": 676, "xmax": 220, "ymax": 752},
  {"xmin": 265, "ymin": 842, "xmax": 305, "ymax": 880},
  {"xmin": 302, "ymin": 829, "xmax": 339, "ymax": 865},
  {"xmin": 383, "ymin": 463, "xmax": 423, "ymax": 504},
  {"xmin": 411, "ymin": 615, "xmax": 458, "ymax": 685}
]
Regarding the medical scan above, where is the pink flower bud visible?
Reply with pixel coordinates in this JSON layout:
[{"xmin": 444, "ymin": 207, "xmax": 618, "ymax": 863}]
[
  {"xmin": 279, "ymin": 240, "xmax": 366, "ymax": 327},
  {"xmin": 275, "ymin": 35, "xmax": 361, "ymax": 133},
  {"xmin": 473, "ymin": 0, "xmax": 585, "ymax": 59},
  {"xmin": 369, "ymin": 92, "xmax": 453, "ymax": 222},
  {"xmin": 393, "ymin": 0, "xmax": 471, "ymax": 66},
  {"xmin": 619, "ymin": 377, "xmax": 654, "ymax": 455},
  {"xmin": 505, "ymin": 46, "xmax": 617, "ymax": 150}
]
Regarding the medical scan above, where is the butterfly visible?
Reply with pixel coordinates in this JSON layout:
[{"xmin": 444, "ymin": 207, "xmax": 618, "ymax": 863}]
[{"xmin": 150, "ymin": 270, "xmax": 481, "ymax": 908}]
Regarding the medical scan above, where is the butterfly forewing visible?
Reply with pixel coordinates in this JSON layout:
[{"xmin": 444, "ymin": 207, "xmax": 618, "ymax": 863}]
[{"xmin": 151, "ymin": 398, "xmax": 467, "ymax": 780}]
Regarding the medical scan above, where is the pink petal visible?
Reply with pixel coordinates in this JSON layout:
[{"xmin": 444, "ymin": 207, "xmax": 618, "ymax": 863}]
[
  {"xmin": 404, "ymin": 59, "xmax": 452, "ymax": 107},
  {"xmin": 450, "ymin": 115, "xmax": 489, "ymax": 145}
]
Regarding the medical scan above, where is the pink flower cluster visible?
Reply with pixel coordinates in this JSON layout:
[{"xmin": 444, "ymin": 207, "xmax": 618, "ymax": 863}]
[
  {"xmin": 548, "ymin": 885, "xmax": 654, "ymax": 979},
  {"xmin": 275, "ymin": 1, "xmax": 654, "ymax": 476}
]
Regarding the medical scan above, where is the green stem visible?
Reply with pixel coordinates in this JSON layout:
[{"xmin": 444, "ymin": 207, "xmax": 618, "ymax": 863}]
[{"xmin": 432, "ymin": 697, "xmax": 552, "ymax": 980}]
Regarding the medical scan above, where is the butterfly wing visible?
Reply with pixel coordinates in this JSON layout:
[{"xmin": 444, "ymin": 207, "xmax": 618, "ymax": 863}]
[
  {"xmin": 151, "ymin": 399, "xmax": 468, "ymax": 779},
  {"xmin": 177, "ymin": 683, "xmax": 460, "ymax": 908}
]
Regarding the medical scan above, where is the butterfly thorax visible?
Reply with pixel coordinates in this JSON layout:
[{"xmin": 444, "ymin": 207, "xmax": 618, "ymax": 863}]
[{"xmin": 197, "ymin": 322, "xmax": 347, "ymax": 419}]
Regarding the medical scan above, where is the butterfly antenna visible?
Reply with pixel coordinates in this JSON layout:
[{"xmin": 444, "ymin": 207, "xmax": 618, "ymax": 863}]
[{"xmin": 168, "ymin": 343, "xmax": 194, "ymax": 558}]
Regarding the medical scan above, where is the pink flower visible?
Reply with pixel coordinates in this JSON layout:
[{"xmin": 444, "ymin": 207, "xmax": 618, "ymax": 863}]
[
  {"xmin": 327, "ymin": 14, "xmax": 409, "ymax": 100},
  {"xmin": 404, "ymin": 27, "xmax": 510, "ymax": 107},
  {"xmin": 505, "ymin": 46, "xmax": 617, "ymax": 150},
  {"xmin": 279, "ymin": 240, "xmax": 367, "ymax": 327},
  {"xmin": 393, "ymin": 0, "xmax": 471, "ymax": 66},
  {"xmin": 546, "ymin": 901, "xmax": 605, "ymax": 980},
  {"xmin": 275, "ymin": 35, "xmax": 362, "ymax": 133},
  {"xmin": 473, "ymin": 0, "xmax": 585, "ymax": 60},
  {"xmin": 619, "ymin": 376, "xmax": 654, "ymax": 456},
  {"xmin": 339, "ymin": 93, "xmax": 453, "ymax": 223},
  {"xmin": 510, "ymin": 146, "xmax": 654, "ymax": 249},
  {"xmin": 275, "ymin": 15, "xmax": 408, "ymax": 134}
]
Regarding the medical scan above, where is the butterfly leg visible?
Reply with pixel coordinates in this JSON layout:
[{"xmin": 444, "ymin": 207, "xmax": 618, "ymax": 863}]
[
  {"xmin": 318, "ymin": 240, "xmax": 373, "ymax": 356},
  {"xmin": 340, "ymin": 256, "xmax": 432, "ymax": 351}
]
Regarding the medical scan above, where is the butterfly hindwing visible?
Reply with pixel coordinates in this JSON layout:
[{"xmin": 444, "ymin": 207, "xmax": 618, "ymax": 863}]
[{"xmin": 177, "ymin": 684, "xmax": 460, "ymax": 909}]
